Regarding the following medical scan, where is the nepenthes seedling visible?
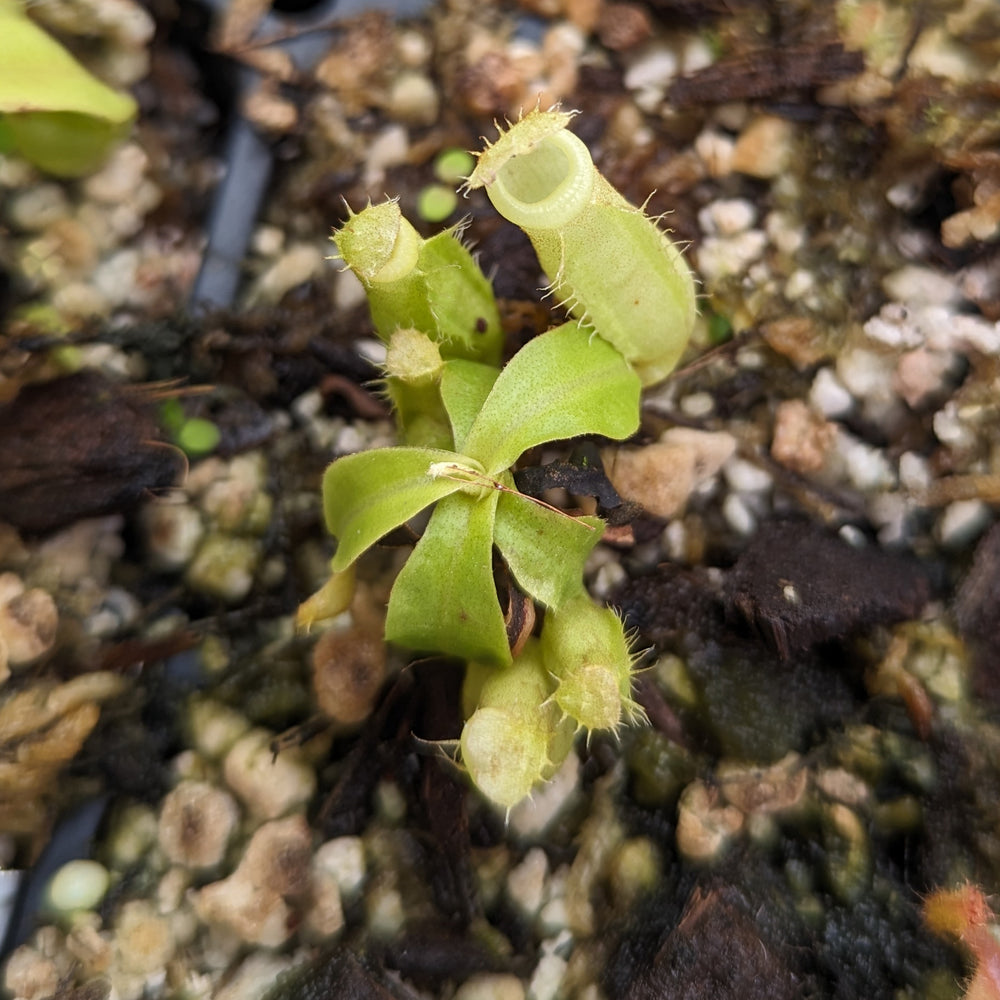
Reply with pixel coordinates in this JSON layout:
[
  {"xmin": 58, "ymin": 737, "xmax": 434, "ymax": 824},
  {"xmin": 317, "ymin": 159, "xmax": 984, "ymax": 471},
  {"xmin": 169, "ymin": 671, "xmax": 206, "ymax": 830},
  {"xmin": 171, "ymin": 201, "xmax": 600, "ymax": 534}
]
[{"xmin": 313, "ymin": 108, "xmax": 698, "ymax": 808}]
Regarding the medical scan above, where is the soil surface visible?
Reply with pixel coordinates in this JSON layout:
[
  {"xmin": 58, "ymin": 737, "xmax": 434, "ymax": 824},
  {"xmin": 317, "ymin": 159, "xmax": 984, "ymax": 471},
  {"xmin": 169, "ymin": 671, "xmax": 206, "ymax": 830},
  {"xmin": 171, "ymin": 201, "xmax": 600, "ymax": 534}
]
[{"xmin": 2, "ymin": 2, "xmax": 1000, "ymax": 999}]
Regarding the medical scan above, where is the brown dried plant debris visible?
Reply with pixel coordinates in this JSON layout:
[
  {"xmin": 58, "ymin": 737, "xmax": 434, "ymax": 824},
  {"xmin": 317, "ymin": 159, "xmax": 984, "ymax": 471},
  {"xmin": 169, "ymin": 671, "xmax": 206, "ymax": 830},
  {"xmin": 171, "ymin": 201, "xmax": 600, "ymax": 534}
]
[
  {"xmin": 670, "ymin": 41, "xmax": 864, "ymax": 106},
  {"xmin": 0, "ymin": 371, "xmax": 181, "ymax": 535},
  {"xmin": 0, "ymin": 672, "xmax": 126, "ymax": 843},
  {"xmin": 725, "ymin": 518, "xmax": 931, "ymax": 659}
]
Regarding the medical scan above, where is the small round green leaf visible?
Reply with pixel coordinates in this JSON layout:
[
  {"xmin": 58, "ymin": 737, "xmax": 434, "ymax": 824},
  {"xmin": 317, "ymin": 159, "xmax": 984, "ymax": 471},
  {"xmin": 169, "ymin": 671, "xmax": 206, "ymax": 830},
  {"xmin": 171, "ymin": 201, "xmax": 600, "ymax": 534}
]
[
  {"xmin": 417, "ymin": 184, "xmax": 458, "ymax": 223},
  {"xmin": 176, "ymin": 418, "xmax": 221, "ymax": 457}
]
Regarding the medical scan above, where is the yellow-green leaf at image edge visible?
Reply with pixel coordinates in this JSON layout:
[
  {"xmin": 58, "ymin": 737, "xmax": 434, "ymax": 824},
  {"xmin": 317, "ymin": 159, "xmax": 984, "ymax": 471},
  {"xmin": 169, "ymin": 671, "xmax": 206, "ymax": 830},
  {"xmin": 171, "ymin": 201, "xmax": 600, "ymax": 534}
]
[{"xmin": 0, "ymin": 0, "xmax": 137, "ymax": 176}]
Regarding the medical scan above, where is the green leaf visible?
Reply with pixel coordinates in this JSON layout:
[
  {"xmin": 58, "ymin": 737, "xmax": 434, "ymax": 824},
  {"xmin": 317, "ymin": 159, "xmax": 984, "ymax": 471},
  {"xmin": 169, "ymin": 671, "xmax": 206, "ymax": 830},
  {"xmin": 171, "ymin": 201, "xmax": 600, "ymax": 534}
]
[
  {"xmin": 462, "ymin": 321, "xmax": 641, "ymax": 476},
  {"xmin": 0, "ymin": 111, "xmax": 132, "ymax": 177},
  {"xmin": 0, "ymin": 0, "xmax": 136, "ymax": 176},
  {"xmin": 419, "ymin": 231, "xmax": 504, "ymax": 366},
  {"xmin": 493, "ymin": 489, "xmax": 603, "ymax": 610},
  {"xmin": 176, "ymin": 418, "xmax": 221, "ymax": 457},
  {"xmin": 323, "ymin": 447, "xmax": 470, "ymax": 571},
  {"xmin": 440, "ymin": 360, "xmax": 500, "ymax": 450},
  {"xmin": 385, "ymin": 377, "xmax": 454, "ymax": 450},
  {"xmin": 385, "ymin": 490, "xmax": 511, "ymax": 665}
]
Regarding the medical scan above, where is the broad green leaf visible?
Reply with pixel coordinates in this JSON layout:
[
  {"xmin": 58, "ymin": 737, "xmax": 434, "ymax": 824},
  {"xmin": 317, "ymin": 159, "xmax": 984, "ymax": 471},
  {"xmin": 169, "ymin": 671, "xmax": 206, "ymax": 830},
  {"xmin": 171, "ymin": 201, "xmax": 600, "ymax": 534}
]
[
  {"xmin": 493, "ymin": 489, "xmax": 604, "ymax": 610},
  {"xmin": 385, "ymin": 490, "xmax": 511, "ymax": 665},
  {"xmin": 440, "ymin": 359, "xmax": 500, "ymax": 450},
  {"xmin": 323, "ymin": 447, "xmax": 471, "ymax": 571},
  {"xmin": 0, "ymin": 0, "xmax": 136, "ymax": 176},
  {"xmin": 462, "ymin": 321, "xmax": 641, "ymax": 475}
]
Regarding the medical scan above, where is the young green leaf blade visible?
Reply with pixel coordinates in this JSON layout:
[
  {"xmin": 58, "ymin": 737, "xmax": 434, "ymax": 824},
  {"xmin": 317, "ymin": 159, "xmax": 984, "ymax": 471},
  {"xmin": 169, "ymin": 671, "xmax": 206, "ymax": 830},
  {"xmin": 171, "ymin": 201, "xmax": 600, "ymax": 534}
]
[
  {"xmin": 462, "ymin": 321, "xmax": 641, "ymax": 476},
  {"xmin": 440, "ymin": 359, "xmax": 500, "ymax": 450},
  {"xmin": 385, "ymin": 489, "xmax": 511, "ymax": 665},
  {"xmin": 419, "ymin": 231, "xmax": 504, "ymax": 366},
  {"xmin": 493, "ymin": 490, "xmax": 603, "ymax": 610},
  {"xmin": 323, "ymin": 447, "xmax": 468, "ymax": 571}
]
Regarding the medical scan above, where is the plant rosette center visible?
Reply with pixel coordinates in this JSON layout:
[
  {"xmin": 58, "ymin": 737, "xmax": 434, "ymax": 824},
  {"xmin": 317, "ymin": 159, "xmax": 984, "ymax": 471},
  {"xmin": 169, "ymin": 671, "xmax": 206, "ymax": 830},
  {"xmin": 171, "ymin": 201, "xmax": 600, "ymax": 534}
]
[{"xmin": 322, "ymin": 320, "xmax": 640, "ymax": 666}]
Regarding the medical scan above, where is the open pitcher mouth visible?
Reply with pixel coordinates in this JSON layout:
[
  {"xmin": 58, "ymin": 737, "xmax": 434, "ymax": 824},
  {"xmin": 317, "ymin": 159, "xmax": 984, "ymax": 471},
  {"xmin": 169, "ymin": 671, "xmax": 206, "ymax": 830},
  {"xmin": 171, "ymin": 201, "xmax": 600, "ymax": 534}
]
[{"xmin": 488, "ymin": 129, "xmax": 596, "ymax": 231}]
